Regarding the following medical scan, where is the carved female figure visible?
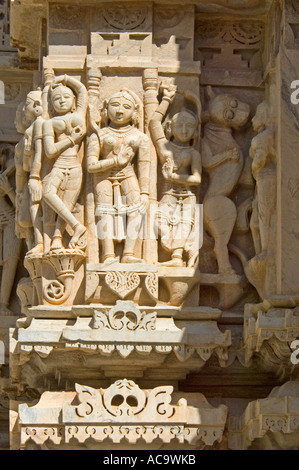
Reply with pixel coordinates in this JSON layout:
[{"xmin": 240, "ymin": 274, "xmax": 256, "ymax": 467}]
[
  {"xmin": 42, "ymin": 75, "xmax": 87, "ymax": 251},
  {"xmin": 149, "ymin": 84, "xmax": 201, "ymax": 267},
  {"xmin": 249, "ymin": 100, "xmax": 276, "ymax": 257},
  {"xmin": 87, "ymin": 89, "xmax": 151, "ymax": 264},
  {"xmin": 0, "ymin": 145, "xmax": 21, "ymax": 315},
  {"xmin": 15, "ymin": 90, "xmax": 44, "ymax": 251}
]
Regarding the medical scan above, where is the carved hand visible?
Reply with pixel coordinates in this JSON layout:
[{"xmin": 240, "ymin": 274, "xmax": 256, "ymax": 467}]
[
  {"xmin": 70, "ymin": 125, "xmax": 86, "ymax": 144},
  {"xmin": 116, "ymin": 145, "xmax": 134, "ymax": 168},
  {"xmin": 162, "ymin": 158, "xmax": 175, "ymax": 180},
  {"xmin": 0, "ymin": 174, "xmax": 12, "ymax": 196},
  {"xmin": 230, "ymin": 148, "xmax": 240, "ymax": 162},
  {"xmin": 161, "ymin": 83, "xmax": 177, "ymax": 102},
  {"xmin": 28, "ymin": 178, "xmax": 42, "ymax": 203},
  {"xmin": 139, "ymin": 194, "xmax": 149, "ymax": 215}
]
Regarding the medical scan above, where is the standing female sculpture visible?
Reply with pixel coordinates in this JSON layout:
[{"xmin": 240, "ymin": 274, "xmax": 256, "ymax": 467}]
[
  {"xmin": 149, "ymin": 84, "xmax": 201, "ymax": 267},
  {"xmin": 87, "ymin": 88, "xmax": 151, "ymax": 264},
  {"xmin": 42, "ymin": 74, "xmax": 88, "ymax": 251}
]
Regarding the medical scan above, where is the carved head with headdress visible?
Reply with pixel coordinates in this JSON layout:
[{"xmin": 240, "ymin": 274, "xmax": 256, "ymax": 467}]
[
  {"xmin": 48, "ymin": 81, "xmax": 77, "ymax": 116},
  {"xmin": 165, "ymin": 107, "xmax": 199, "ymax": 145},
  {"xmin": 101, "ymin": 88, "xmax": 143, "ymax": 130},
  {"xmin": 24, "ymin": 90, "xmax": 43, "ymax": 121}
]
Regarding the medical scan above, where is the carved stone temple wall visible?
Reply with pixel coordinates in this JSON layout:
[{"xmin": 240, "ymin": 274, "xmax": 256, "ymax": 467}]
[{"xmin": 0, "ymin": 0, "xmax": 299, "ymax": 451}]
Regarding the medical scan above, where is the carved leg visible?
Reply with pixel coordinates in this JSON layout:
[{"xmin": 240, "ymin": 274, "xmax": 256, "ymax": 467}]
[
  {"xmin": 122, "ymin": 210, "xmax": 144, "ymax": 263},
  {"xmin": 249, "ymin": 196, "xmax": 262, "ymax": 255},
  {"xmin": 204, "ymin": 195, "xmax": 237, "ymax": 274},
  {"xmin": 257, "ymin": 174, "xmax": 276, "ymax": 253},
  {"xmin": 43, "ymin": 168, "xmax": 85, "ymax": 250},
  {"xmin": 95, "ymin": 179, "xmax": 117, "ymax": 263},
  {"xmin": 27, "ymin": 202, "xmax": 44, "ymax": 254},
  {"xmin": 0, "ymin": 220, "xmax": 21, "ymax": 315},
  {"xmin": 121, "ymin": 176, "xmax": 143, "ymax": 263}
]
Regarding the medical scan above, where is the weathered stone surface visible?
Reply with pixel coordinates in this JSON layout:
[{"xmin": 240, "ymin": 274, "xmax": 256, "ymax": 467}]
[{"xmin": 0, "ymin": 0, "xmax": 298, "ymax": 451}]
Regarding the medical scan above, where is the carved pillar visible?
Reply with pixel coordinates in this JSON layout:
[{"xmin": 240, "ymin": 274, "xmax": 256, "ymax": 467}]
[
  {"xmin": 142, "ymin": 67, "xmax": 159, "ymax": 264},
  {"xmin": 272, "ymin": 0, "xmax": 299, "ymax": 297}
]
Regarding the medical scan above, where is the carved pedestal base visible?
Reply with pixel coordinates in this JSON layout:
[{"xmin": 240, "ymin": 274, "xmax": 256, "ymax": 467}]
[
  {"xmin": 15, "ymin": 379, "xmax": 227, "ymax": 450},
  {"xmin": 86, "ymin": 263, "xmax": 200, "ymax": 307},
  {"xmin": 10, "ymin": 301, "xmax": 231, "ymax": 391}
]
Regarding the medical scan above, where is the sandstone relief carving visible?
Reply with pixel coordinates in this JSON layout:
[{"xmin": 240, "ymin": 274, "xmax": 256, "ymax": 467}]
[
  {"xmin": 149, "ymin": 82, "xmax": 202, "ymax": 268},
  {"xmin": 42, "ymin": 74, "xmax": 87, "ymax": 253},
  {"xmin": 0, "ymin": 144, "xmax": 21, "ymax": 315},
  {"xmin": 87, "ymin": 88, "xmax": 150, "ymax": 265},
  {"xmin": 201, "ymin": 86, "xmax": 250, "ymax": 276}
]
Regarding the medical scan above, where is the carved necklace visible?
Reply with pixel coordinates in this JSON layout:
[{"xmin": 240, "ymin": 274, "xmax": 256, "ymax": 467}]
[{"xmin": 105, "ymin": 125, "xmax": 135, "ymax": 137}]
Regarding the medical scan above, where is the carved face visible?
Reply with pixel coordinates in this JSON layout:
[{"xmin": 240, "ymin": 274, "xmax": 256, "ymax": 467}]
[
  {"xmin": 107, "ymin": 94, "xmax": 136, "ymax": 126},
  {"xmin": 24, "ymin": 91, "xmax": 43, "ymax": 121},
  {"xmin": 171, "ymin": 111, "xmax": 198, "ymax": 144},
  {"xmin": 51, "ymin": 85, "xmax": 75, "ymax": 115},
  {"xmin": 208, "ymin": 94, "xmax": 250, "ymax": 129}
]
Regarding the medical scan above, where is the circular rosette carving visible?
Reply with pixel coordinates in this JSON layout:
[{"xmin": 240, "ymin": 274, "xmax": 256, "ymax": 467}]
[
  {"xmin": 230, "ymin": 21, "xmax": 264, "ymax": 45},
  {"xmin": 43, "ymin": 280, "xmax": 65, "ymax": 303},
  {"xmin": 103, "ymin": 7, "xmax": 147, "ymax": 30},
  {"xmin": 154, "ymin": 9, "xmax": 185, "ymax": 28},
  {"xmin": 105, "ymin": 271, "xmax": 140, "ymax": 299},
  {"xmin": 103, "ymin": 379, "xmax": 146, "ymax": 418},
  {"xmin": 195, "ymin": 21, "xmax": 224, "ymax": 42}
]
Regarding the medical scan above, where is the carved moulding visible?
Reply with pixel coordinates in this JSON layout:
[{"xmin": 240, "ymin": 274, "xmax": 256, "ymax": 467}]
[
  {"xmin": 243, "ymin": 301, "xmax": 299, "ymax": 378},
  {"xmin": 86, "ymin": 263, "xmax": 200, "ymax": 307},
  {"xmin": 10, "ymin": 301, "xmax": 231, "ymax": 390},
  {"xmin": 17, "ymin": 379, "xmax": 228, "ymax": 449},
  {"xmin": 228, "ymin": 381, "xmax": 299, "ymax": 450}
]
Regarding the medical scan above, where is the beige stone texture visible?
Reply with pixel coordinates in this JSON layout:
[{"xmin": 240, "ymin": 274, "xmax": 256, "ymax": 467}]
[{"xmin": 0, "ymin": 0, "xmax": 298, "ymax": 451}]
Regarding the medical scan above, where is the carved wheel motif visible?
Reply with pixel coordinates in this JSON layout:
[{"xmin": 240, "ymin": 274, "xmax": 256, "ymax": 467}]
[
  {"xmin": 230, "ymin": 22, "xmax": 264, "ymax": 45},
  {"xmin": 102, "ymin": 7, "xmax": 147, "ymax": 30},
  {"xmin": 196, "ymin": 20, "xmax": 264, "ymax": 45},
  {"xmin": 154, "ymin": 9, "xmax": 185, "ymax": 28},
  {"xmin": 44, "ymin": 280, "xmax": 65, "ymax": 302},
  {"xmin": 51, "ymin": 6, "xmax": 85, "ymax": 29}
]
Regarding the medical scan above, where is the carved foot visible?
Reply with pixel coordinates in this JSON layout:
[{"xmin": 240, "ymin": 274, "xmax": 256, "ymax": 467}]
[
  {"xmin": 159, "ymin": 258, "xmax": 184, "ymax": 267},
  {"xmin": 0, "ymin": 305, "xmax": 13, "ymax": 316},
  {"xmin": 218, "ymin": 266, "xmax": 236, "ymax": 275},
  {"xmin": 187, "ymin": 250, "xmax": 199, "ymax": 268},
  {"xmin": 50, "ymin": 237, "xmax": 63, "ymax": 251},
  {"xmin": 27, "ymin": 243, "xmax": 44, "ymax": 256},
  {"xmin": 69, "ymin": 225, "xmax": 87, "ymax": 250},
  {"xmin": 121, "ymin": 255, "xmax": 144, "ymax": 264},
  {"xmin": 103, "ymin": 256, "xmax": 119, "ymax": 265}
]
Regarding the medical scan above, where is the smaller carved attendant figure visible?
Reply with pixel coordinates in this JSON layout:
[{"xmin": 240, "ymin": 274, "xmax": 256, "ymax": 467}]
[
  {"xmin": 87, "ymin": 89, "xmax": 151, "ymax": 264},
  {"xmin": 15, "ymin": 90, "xmax": 45, "ymax": 255},
  {"xmin": 149, "ymin": 84, "xmax": 201, "ymax": 267},
  {"xmin": 15, "ymin": 91, "xmax": 44, "ymax": 251},
  {"xmin": 0, "ymin": 145, "xmax": 21, "ymax": 315},
  {"xmin": 42, "ymin": 75, "xmax": 87, "ymax": 251},
  {"xmin": 249, "ymin": 100, "xmax": 276, "ymax": 257}
]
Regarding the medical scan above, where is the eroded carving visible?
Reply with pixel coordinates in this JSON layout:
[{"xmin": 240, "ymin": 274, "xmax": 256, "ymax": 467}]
[{"xmin": 201, "ymin": 86, "xmax": 250, "ymax": 274}]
